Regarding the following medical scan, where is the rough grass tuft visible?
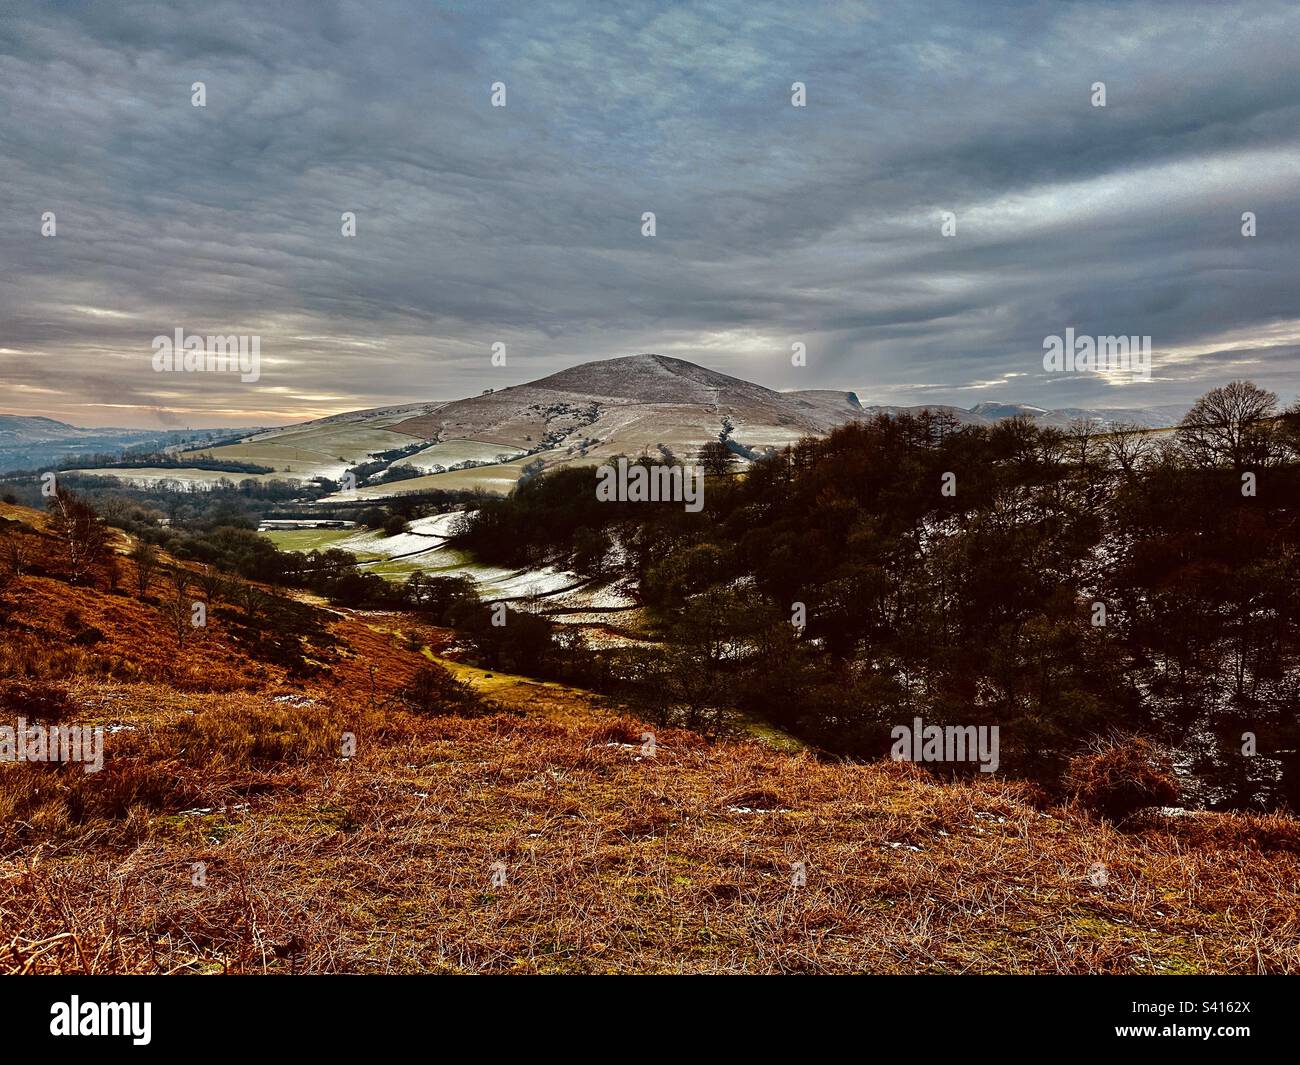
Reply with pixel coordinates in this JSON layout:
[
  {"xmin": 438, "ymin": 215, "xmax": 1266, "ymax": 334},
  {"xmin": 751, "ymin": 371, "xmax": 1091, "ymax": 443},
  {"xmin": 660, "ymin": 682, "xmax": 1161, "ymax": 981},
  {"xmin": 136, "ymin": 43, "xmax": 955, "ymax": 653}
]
[{"xmin": 1064, "ymin": 736, "xmax": 1180, "ymax": 821}]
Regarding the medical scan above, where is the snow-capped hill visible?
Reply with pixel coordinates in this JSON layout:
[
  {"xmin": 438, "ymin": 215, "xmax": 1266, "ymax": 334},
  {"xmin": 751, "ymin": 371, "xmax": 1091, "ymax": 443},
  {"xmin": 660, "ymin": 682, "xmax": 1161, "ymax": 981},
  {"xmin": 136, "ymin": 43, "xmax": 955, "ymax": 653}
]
[
  {"xmin": 146, "ymin": 354, "xmax": 1195, "ymax": 500},
  {"xmin": 388, "ymin": 353, "xmax": 850, "ymax": 453},
  {"xmin": 971, "ymin": 402, "xmax": 1051, "ymax": 419},
  {"xmin": 525, "ymin": 353, "xmax": 771, "ymax": 404}
]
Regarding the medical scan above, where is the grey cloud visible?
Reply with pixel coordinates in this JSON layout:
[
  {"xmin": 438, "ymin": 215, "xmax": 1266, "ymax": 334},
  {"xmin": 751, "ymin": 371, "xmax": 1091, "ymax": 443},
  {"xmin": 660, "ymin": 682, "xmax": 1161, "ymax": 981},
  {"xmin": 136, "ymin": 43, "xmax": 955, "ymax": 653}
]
[{"xmin": 1, "ymin": 0, "xmax": 1298, "ymax": 426}]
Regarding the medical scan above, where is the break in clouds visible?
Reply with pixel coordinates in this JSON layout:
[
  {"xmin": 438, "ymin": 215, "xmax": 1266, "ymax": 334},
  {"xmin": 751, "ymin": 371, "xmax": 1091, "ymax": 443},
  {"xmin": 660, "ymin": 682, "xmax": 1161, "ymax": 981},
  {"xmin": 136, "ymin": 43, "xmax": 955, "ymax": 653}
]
[{"xmin": 2, "ymin": 0, "xmax": 1299, "ymax": 427}]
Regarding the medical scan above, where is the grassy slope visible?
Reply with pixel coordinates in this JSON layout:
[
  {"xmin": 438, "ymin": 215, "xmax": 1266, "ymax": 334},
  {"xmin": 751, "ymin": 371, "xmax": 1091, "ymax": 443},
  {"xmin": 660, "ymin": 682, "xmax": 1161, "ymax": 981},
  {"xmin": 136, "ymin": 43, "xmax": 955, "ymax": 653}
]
[
  {"xmin": 2, "ymin": 502, "xmax": 1299, "ymax": 974},
  {"xmin": 262, "ymin": 528, "xmax": 359, "ymax": 553},
  {"xmin": 317, "ymin": 452, "xmax": 563, "ymax": 501}
]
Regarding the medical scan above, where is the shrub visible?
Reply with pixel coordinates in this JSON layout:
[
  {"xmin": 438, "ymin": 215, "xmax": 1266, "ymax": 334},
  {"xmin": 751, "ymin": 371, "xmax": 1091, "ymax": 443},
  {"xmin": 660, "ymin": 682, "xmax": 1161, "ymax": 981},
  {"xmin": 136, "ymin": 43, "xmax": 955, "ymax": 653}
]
[
  {"xmin": 70, "ymin": 626, "xmax": 106, "ymax": 646},
  {"xmin": 398, "ymin": 662, "xmax": 489, "ymax": 717},
  {"xmin": 1065, "ymin": 737, "xmax": 1180, "ymax": 820},
  {"xmin": 587, "ymin": 718, "xmax": 648, "ymax": 746},
  {"xmin": 0, "ymin": 678, "xmax": 76, "ymax": 722}
]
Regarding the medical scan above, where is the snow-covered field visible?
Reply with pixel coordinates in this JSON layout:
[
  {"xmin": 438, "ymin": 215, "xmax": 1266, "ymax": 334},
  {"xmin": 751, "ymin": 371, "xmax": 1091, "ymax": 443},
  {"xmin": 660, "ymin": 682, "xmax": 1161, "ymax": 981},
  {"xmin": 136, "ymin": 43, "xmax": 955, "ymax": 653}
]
[
  {"xmin": 69, "ymin": 467, "xmax": 291, "ymax": 489},
  {"xmin": 260, "ymin": 517, "xmax": 652, "ymax": 654},
  {"xmin": 315, "ymin": 452, "xmax": 565, "ymax": 501},
  {"xmin": 337, "ymin": 528, "xmax": 446, "ymax": 557},
  {"xmin": 393, "ymin": 438, "xmax": 525, "ymax": 471}
]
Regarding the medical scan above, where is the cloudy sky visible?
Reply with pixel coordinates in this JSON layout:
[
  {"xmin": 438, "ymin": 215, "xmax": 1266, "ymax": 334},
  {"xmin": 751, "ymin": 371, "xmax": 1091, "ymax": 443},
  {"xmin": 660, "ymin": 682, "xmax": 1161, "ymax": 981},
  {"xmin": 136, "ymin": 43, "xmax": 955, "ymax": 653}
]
[{"xmin": 2, "ymin": 0, "xmax": 1299, "ymax": 428}]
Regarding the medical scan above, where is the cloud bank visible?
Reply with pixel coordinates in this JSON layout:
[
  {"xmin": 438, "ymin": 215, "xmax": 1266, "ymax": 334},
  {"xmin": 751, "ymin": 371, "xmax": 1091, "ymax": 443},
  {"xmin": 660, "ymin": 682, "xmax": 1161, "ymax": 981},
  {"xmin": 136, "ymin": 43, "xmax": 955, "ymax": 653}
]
[{"xmin": 2, "ymin": 0, "xmax": 1298, "ymax": 427}]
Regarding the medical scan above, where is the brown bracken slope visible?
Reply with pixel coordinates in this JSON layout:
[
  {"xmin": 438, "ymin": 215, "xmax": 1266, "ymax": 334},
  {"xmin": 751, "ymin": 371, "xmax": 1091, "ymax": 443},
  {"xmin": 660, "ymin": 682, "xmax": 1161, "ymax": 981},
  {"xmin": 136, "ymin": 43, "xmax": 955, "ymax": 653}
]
[{"xmin": 2, "ymin": 502, "xmax": 1298, "ymax": 974}]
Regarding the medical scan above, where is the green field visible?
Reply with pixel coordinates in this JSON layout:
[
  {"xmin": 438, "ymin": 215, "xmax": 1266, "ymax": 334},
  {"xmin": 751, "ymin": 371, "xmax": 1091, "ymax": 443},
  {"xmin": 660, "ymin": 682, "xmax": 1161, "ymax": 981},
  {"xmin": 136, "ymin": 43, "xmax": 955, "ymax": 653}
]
[
  {"xmin": 262, "ymin": 528, "xmax": 360, "ymax": 553},
  {"xmin": 189, "ymin": 423, "xmax": 425, "ymax": 480}
]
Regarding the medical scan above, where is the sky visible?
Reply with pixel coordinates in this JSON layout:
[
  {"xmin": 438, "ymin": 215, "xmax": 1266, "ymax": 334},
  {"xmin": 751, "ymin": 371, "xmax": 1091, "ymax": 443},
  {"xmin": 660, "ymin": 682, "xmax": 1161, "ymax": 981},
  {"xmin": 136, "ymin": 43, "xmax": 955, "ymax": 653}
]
[{"xmin": 2, "ymin": 0, "xmax": 1299, "ymax": 429}]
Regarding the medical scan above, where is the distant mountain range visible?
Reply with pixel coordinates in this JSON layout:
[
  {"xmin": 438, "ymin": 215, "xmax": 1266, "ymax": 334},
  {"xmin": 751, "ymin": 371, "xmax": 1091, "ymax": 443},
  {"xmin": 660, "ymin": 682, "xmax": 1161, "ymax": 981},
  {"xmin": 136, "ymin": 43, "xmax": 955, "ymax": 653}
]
[
  {"xmin": 965, "ymin": 401, "xmax": 1190, "ymax": 429},
  {"xmin": 0, "ymin": 416, "xmax": 262, "ymax": 476}
]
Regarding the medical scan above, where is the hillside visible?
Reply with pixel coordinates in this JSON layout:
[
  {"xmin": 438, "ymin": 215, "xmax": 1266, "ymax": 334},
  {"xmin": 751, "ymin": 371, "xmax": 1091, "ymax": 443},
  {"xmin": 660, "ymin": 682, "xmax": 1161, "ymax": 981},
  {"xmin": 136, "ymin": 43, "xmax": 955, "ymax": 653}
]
[
  {"xmin": 390, "ymin": 353, "xmax": 859, "ymax": 456},
  {"xmin": 0, "ymin": 418, "xmax": 252, "ymax": 480},
  {"xmin": 2, "ymin": 499, "xmax": 1299, "ymax": 974},
  {"xmin": 51, "ymin": 354, "xmax": 1192, "ymax": 499},
  {"xmin": 969, "ymin": 402, "xmax": 1191, "ymax": 430},
  {"xmin": 0, "ymin": 415, "xmax": 99, "ymax": 444}
]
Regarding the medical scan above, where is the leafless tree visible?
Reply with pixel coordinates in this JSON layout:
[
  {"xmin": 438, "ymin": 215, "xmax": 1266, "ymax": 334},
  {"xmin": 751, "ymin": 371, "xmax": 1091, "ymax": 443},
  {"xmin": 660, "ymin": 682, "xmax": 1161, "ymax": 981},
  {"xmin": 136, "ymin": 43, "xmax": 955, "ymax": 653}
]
[
  {"xmin": 130, "ymin": 541, "xmax": 160, "ymax": 597},
  {"xmin": 160, "ymin": 567, "xmax": 193, "ymax": 646},
  {"xmin": 47, "ymin": 486, "xmax": 110, "ymax": 585},
  {"xmin": 1276, "ymin": 399, "xmax": 1300, "ymax": 462},
  {"xmin": 196, "ymin": 563, "xmax": 225, "ymax": 605},
  {"xmin": 236, "ymin": 581, "xmax": 264, "ymax": 621},
  {"xmin": 1103, "ymin": 421, "xmax": 1151, "ymax": 478},
  {"xmin": 1, "ymin": 530, "xmax": 28, "ymax": 578},
  {"xmin": 698, "ymin": 440, "xmax": 736, "ymax": 476},
  {"xmin": 1176, "ymin": 380, "xmax": 1279, "ymax": 471},
  {"xmin": 96, "ymin": 494, "xmax": 132, "ymax": 526},
  {"xmin": 1066, "ymin": 417, "xmax": 1104, "ymax": 471}
]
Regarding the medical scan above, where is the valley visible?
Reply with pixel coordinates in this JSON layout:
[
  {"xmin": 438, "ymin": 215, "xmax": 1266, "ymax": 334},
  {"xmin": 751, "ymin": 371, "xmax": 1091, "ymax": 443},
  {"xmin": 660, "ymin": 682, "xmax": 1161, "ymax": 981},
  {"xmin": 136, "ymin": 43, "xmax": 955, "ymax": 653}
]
[{"xmin": 4, "ymin": 364, "xmax": 1296, "ymax": 978}]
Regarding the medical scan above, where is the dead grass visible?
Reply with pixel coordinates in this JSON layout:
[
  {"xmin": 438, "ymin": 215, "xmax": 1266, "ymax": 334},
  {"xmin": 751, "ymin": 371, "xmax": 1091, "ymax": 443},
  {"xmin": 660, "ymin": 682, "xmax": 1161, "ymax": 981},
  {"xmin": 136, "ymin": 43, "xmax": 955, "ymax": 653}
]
[
  {"xmin": 2, "ymin": 502, "xmax": 1299, "ymax": 974},
  {"xmin": 3, "ymin": 673, "xmax": 1299, "ymax": 974}
]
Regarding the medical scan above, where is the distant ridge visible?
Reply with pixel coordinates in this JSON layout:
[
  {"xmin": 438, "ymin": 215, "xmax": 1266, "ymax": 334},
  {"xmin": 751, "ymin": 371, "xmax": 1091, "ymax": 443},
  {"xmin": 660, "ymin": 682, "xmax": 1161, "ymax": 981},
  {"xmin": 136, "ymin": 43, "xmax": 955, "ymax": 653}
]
[
  {"xmin": 50, "ymin": 353, "xmax": 1192, "ymax": 499},
  {"xmin": 373, "ymin": 353, "xmax": 1189, "ymax": 442}
]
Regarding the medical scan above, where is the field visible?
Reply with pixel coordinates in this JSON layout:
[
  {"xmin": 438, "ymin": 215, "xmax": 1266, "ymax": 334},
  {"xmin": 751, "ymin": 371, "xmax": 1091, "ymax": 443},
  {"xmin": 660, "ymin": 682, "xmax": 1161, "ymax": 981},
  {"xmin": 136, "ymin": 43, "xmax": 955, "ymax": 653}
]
[
  {"xmin": 186, "ymin": 423, "xmax": 426, "ymax": 481},
  {"xmin": 317, "ymin": 452, "xmax": 568, "ymax": 502},
  {"xmin": 260, "ymin": 520, "xmax": 580, "ymax": 598},
  {"xmin": 68, "ymin": 467, "xmax": 290, "ymax": 489},
  {"xmin": 262, "ymin": 528, "xmax": 358, "ymax": 553},
  {"xmin": 393, "ymin": 438, "xmax": 526, "ymax": 471}
]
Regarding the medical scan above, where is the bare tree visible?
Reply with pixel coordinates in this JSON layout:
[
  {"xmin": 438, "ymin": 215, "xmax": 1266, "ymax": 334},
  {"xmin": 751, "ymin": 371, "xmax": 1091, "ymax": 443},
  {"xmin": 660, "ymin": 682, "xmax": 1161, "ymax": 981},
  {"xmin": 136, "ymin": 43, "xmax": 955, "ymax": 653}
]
[
  {"xmin": 698, "ymin": 440, "xmax": 736, "ymax": 476},
  {"xmin": 1103, "ymin": 421, "xmax": 1151, "ymax": 478},
  {"xmin": 160, "ymin": 567, "xmax": 192, "ymax": 646},
  {"xmin": 1276, "ymin": 399, "xmax": 1300, "ymax": 462},
  {"xmin": 1066, "ymin": 417, "xmax": 1104, "ymax": 471},
  {"xmin": 0, "ymin": 535, "xmax": 14, "ymax": 608},
  {"xmin": 96, "ymin": 494, "xmax": 132, "ymax": 526},
  {"xmin": 235, "ymin": 581, "xmax": 264, "ymax": 621},
  {"xmin": 104, "ymin": 553, "xmax": 121, "ymax": 592},
  {"xmin": 195, "ymin": 563, "xmax": 225, "ymax": 606},
  {"xmin": 1176, "ymin": 380, "xmax": 1279, "ymax": 471},
  {"xmin": 47, "ymin": 486, "xmax": 110, "ymax": 585},
  {"xmin": 1, "ymin": 530, "xmax": 28, "ymax": 578},
  {"xmin": 130, "ymin": 541, "xmax": 160, "ymax": 598}
]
